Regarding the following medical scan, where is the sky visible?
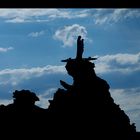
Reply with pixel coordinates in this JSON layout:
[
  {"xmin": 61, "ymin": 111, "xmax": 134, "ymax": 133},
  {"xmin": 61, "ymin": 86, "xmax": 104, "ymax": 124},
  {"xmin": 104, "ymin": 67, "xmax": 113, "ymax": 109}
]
[{"xmin": 0, "ymin": 8, "xmax": 140, "ymax": 130}]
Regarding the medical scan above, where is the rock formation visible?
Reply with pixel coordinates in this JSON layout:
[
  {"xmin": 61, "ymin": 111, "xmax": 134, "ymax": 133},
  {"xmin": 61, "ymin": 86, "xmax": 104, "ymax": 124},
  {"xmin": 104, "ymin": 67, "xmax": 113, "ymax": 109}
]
[
  {"xmin": 48, "ymin": 36, "xmax": 137, "ymax": 139},
  {"xmin": 0, "ymin": 36, "xmax": 139, "ymax": 139}
]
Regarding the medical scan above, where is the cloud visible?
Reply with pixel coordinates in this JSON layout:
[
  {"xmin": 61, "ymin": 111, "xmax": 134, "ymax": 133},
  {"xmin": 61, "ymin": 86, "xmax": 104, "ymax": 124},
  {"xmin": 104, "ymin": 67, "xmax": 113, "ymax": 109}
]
[
  {"xmin": 28, "ymin": 30, "xmax": 45, "ymax": 37},
  {"xmin": 53, "ymin": 24, "xmax": 88, "ymax": 47},
  {"xmin": 6, "ymin": 17, "xmax": 26, "ymax": 23},
  {"xmin": 0, "ymin": 65, "xmax": 66, "ymax": 86},
  {"xmin": 93, "ymin": 9, "xmax": 140, "ymax": 25},
  {"xmin": 0, "ymin": 9, "xmax": 139, "ymax": 24},
  {"xmin": 110, "ymin": 87, "xmax": 140, "ymax": 131},
  {"xmin": 0, "ymin": 47, "xmax": 14, "ymax": 52},
  {"xmin": 95, "ymin": 52, "xmax": 140, "ymax": 74},
  {"xmin": 0, "ymin": 9, "xmax": 59, "ymax": 23},
  {"xmin": 0, "ymin": 9, "xmax": 91, "ymax": 23},
  {"xmin": 0, "ymin": 99, "xmax": 13, "ymax": 106},
  {"xmin": 111, "ymin": 87, "xmax": 140, "ymax": 111},
  {"xmin": 36, "ymin": 88, "xmax": 57, "ymax": 108}
]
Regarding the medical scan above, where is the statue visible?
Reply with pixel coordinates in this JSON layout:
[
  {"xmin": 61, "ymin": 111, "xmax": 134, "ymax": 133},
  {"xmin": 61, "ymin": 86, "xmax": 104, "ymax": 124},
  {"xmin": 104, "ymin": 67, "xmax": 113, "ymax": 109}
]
[
  {"xmin": 60, "ymin": 36, "xmax": 97, "ymax": 89},
  {"xmin": 76, "ymin": 36, "xmax": 84, "ymax": 60},
  {"xmin": 61, "ymin": 35, "xmax": 97, "ymax": 62}
]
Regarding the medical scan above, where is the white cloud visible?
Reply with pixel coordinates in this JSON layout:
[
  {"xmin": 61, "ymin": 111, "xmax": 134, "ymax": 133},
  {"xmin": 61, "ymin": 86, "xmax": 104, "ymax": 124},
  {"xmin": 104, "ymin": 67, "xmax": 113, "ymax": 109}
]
[
  {"xmin": 0, "ymin": 9, "xmax": 91, "ymax": 23},
  {"xmin": 28, "ymin": 30, "xmax": 45, "ymax": 37},
  {"xmin": 53, "ymin": 24, "xmax": 88, "ymax": 47},
  {"xmin": 0, "ymin": 9, "xmax": 59, "ymax": 23},
  {"xmin": 93, "ymin": 9, "xmax": 140, "ymax": 25},
  {"xmin": 0, "ymin": 9, "xmax": 139, "ymax": 24},
  {"xmin": 0, "ymin": 47, "xmax": 14, "ymax": 52},
  {"xmin": 95, "ymin": 52, "xmax": 140, "ymax": 74},
  {"xmin": 0, "ymin": 65, "xmax": 66, "ymax": 86},
  {"xmin": 6, "ymin": 17, "xmax": 26, "ymax": 23}
]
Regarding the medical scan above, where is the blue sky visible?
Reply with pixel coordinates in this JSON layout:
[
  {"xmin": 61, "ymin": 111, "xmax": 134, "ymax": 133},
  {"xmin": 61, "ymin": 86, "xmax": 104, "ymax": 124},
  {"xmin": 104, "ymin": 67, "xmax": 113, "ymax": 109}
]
[{"xmin": 0, "ymin": 8, "xmax": 140, "ymax": 130}]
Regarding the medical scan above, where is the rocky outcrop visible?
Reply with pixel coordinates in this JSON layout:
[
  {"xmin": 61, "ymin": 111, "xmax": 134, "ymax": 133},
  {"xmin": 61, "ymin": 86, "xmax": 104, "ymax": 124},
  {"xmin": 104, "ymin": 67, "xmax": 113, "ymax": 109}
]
[{"xmin": 0, "ymin": 36, "xmax": 138, "ymax": 139}]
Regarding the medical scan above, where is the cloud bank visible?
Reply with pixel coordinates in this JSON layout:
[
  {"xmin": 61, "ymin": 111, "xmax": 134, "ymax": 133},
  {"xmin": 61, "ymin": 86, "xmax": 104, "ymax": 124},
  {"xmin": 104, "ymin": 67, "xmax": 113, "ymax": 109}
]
[
  {"xmin": 95, "ymin": 52, "xmax": 140, "ymax": 74},
  {"xmin": 0, "ymin": 9, "xmax": 139, "ymax": 24},
  {"xmin": 0, "ymin": 65, "xmax": 65, "ymax": 86}
]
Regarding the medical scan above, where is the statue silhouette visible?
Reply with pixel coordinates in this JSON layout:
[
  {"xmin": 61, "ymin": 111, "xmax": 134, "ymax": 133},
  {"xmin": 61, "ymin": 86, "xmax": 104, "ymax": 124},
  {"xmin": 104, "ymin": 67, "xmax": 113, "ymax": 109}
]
[
  {"xmin": 76, "ymin": 35, "xmax": 84, "ymax": 60},
  {"xmin": 48, "ymin": 36, "xmax": 137, "ymax": 139}
]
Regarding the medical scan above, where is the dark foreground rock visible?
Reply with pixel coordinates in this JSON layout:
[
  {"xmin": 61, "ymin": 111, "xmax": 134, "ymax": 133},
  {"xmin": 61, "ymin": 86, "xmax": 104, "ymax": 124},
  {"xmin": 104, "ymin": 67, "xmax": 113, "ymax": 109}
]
[{"xmin": 0, "ymin": 36, "xmax": 139, "ymax": 139}]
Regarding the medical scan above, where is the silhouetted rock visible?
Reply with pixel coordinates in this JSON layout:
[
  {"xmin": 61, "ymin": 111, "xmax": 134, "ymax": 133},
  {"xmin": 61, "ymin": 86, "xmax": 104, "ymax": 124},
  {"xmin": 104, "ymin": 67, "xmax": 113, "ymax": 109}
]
[
  {"xmin": 48, "ymin": 36, "xmax": 137, "ymax": 139},
  {"xmin": 0, "ymin": 90, "xmax": 48, "ymax": 138},
  {"xmin": 0, "ymin": 36, "xmax": 139, "ymax": 139},
  {"xmin": 0, "ymin": 90, "xmax": 45, "ymax": 113}
]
